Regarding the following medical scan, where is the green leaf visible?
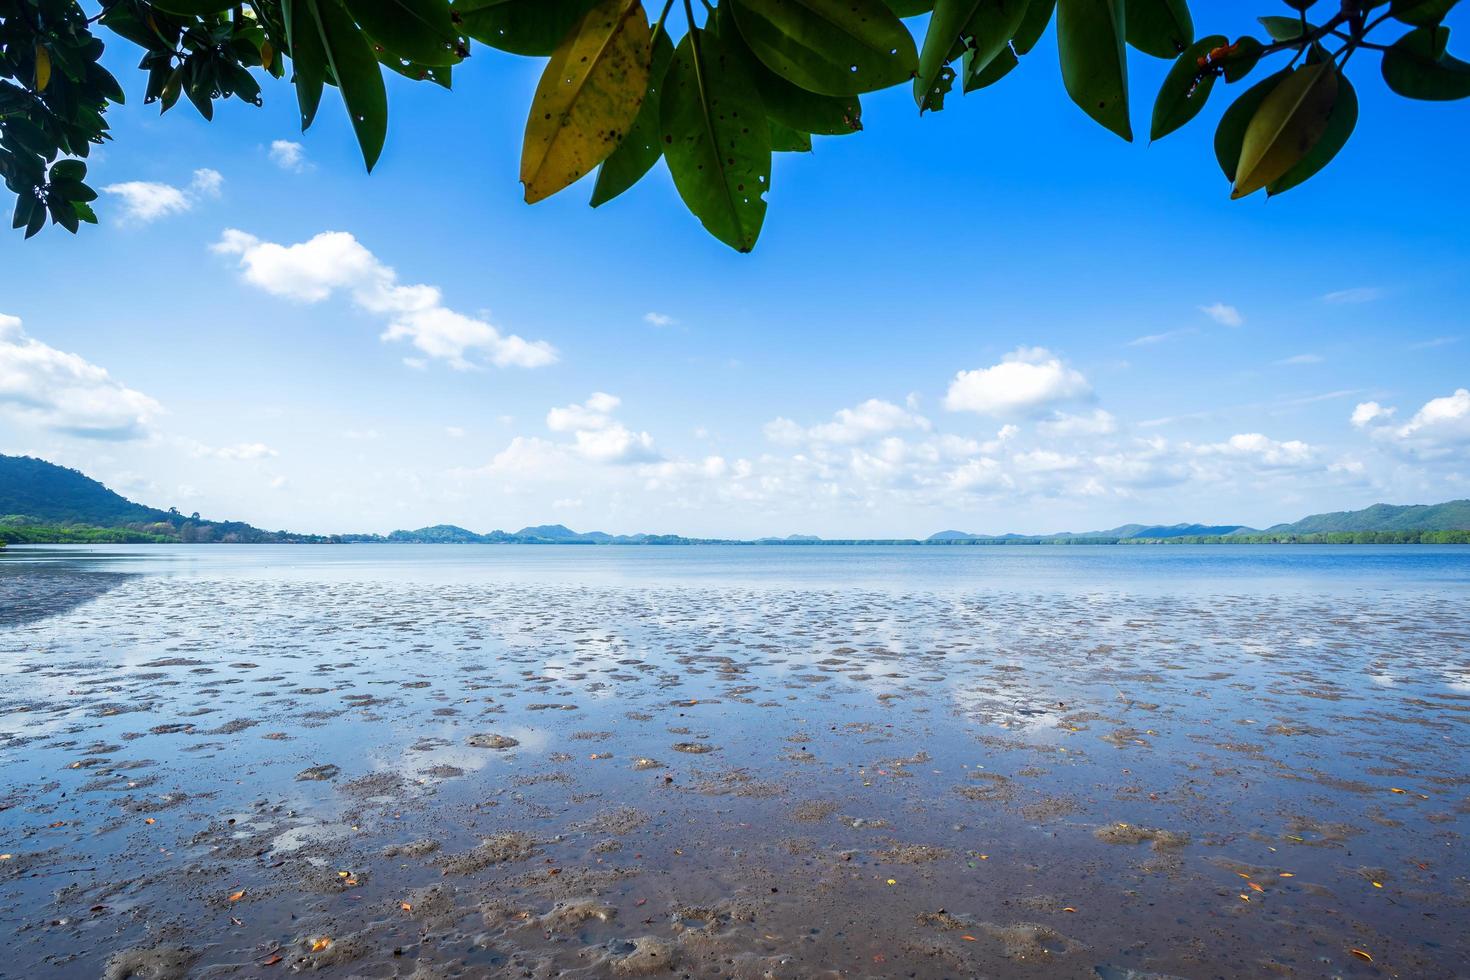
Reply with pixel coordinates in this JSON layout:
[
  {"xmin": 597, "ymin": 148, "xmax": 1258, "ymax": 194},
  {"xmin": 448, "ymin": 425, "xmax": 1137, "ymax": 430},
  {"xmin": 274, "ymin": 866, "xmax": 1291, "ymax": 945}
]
[
  {"xmin": 660, "ymin": 27, "xmax": 771, "ymax": 252},
  {"xmin": 455, "ymin": 0, "xmax": 600, "ymax": 55},
  {"xmin": 1221, "ymin": 36, "xmax": 1263, "ymax": 83},
  {"xmin": 1258, "ymin": 16, "xmax": 1315, "ymax": 42},
  {"xmin": 1231, "ymin": 59, "xmax": 1338, "ymax": 198},
  {"xmin": 769, "ymin": 121, "xmax": 813, "ymax": 151},
  {"xmin": 521, "ymin": 0, "xmax": 652, "ymax": 203},
  {"xmin": 342, "ymin": 0, "xmax": 458, "ymax": 65},
  {"xmin": 1057, "ymin": 0, "xmax": 1131, "ymax": 140},
  {"xmin": 149, "ymin": 0, "xmax": 235, "ymax": 14},
  {"xmin": 308, "ymin": 0, "xmax": 389, "ymax": 170},
  {"xmin": 1150, "ymin": 33, "xmax": 1226, "ymax": 140},
  {"xmin": 591, "ymin": 26, "xmax": 675, "ymax": 207},
  {"xmin": 715, "ymin": 2, "xmax": 863, "ymax": 134},
  {"xmin": 49, "ymin": 159, "xmax": 86, "ymax": 182},
  {"xmin": 1267, "ymin": 68, "xmax": 1356, "ymax": 195},
  {"xmin": 963, "ymin": 41, "xmax": 1018, "ymax": 89},
  {"xmin": 285, "ymin": 0, "xmax": 328, "ymax": 128},
  {"xmin": 1214, "ymin": 67, "xmax": 1289, "ymax": 179},
  {"xmin": 916, "ymin": 0, "xmax": 1029, "ymax": 111},
  {"xmin": 1382, "ymin": 26, "xmax": 1470, "ymax": 99},
  {"xmin": 728, "ymin": 0, "xmax": 919, "ymax": 96},
  {"xmin": 1013, "ymin": 0, "xmax": 1054, "ymax": 54},
  {"xmin": 1390, "ymin": 0, "xmax": 1459, "ymax": 27},
  {"xmin": 1125, "ymin": 0, "xmax": 1193, "ymax": 58},
  {"xmin": 882, "ymin": 0, "xmax": 936, "ymax": 13}
]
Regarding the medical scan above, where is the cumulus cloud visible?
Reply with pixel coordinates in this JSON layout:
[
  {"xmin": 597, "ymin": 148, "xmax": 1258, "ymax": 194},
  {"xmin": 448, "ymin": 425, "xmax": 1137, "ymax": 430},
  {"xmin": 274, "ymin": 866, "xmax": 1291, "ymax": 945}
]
[
  {"xmin": 269, "ymin": 140, "xmax": 307, "ymax": 172},
  {"xmin": 104, "ymin": 168, "xmax": 223, "ymax": 222},
  {"xmin": 943, "ymin": 347, "xmax": 1092, "ymax": 417},
  {"xmin": 213, "ymin": 230, "xmax": 557, "ymax": 370},
  {"xmin": 1394, "ymin": 388, "xmax": 1470, "ymax": 445},
  {"xmin": 643, "ymin": 312, "xmax": 676, "ymax": 327},
  {"xmin": 1199, "ymin": 302, "xmax": 1243, "ymax": 326},
  {"xmin": 1196, "ymin": 433, "xmax": 1316, "ymax": 469},
  {"xmin": 0, "ymin": 313, "xmax": 161, "ymax": 439},
  {"xmin": 1351, "ymin": 401, "xmax": 1394, "ymax": 428},
  {"xmin": 545, "ymin": 393, "xmax": 657, "ymax": 463},
  {"xmin": 766, "ymin": 398, "xmax": 931, "ymax": 446}
]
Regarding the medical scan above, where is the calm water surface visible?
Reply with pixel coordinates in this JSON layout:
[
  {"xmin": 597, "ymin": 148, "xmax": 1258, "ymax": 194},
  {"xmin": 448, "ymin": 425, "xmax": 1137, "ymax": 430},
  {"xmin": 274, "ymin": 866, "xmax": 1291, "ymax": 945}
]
[{"xmin": 0, "ymin": 545, "xmax": 1467, "ymax": 979}]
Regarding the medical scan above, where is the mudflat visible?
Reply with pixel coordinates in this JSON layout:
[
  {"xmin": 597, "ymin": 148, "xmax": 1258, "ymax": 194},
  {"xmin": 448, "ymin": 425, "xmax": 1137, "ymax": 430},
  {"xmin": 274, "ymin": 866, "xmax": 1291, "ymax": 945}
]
[{"xmin": 1, "ymin": 545, "xmax": 1467, "ymax": 978}]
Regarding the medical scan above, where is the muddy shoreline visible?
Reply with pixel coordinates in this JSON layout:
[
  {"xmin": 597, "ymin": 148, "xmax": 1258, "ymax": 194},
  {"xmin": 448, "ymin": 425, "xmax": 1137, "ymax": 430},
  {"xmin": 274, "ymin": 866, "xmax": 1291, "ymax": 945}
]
[{"xmin": 2, "ymin": 567, "xmax": 1467, "ymax": 978}]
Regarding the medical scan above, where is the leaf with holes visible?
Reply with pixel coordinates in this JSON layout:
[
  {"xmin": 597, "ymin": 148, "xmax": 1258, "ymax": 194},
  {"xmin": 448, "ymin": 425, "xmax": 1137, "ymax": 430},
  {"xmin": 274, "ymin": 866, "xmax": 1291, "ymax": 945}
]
[
  {"xmin": 729, "ymin": 0, "xmax": 918, "ymax": 97},
  {"xmin": 1231, "ymin": 60, "xmax": 1337, "ymax": 198},
  {"xmin": 1057, "ymin": 0, "xmax": 1131, "ymax": 140},
  {"xmin": 455, "ymin": 0, "xmax": 600, "ymax": 55},
  {"xmin": 591, "ymin": 26, "xmax": 674, "ymax": 207},
  {"xmin": 916, "ymin": 0, "xmax": 1029, "ymax": 111},
  {"xmin": 308, "ymin": 0, "xmax": 389, "ymax": 170},
  {"xmin": 521, "ymin": 0, "xmax": 652, "ymax": 203},
  {"xmin": 660, "ymin": 27, "xmax": 771, "ymax": 251},
  {"xmin": 342, "ymin": 0, "xmax": 458, "ymax": 66},
  {"xmin": 716, "ymin": 2, "xmax": 863, "ymax": 135}
]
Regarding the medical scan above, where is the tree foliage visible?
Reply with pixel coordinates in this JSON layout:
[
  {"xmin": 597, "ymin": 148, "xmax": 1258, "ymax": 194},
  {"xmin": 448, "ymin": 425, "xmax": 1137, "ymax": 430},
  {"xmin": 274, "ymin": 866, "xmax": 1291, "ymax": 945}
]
[{"xmin": 2, "ymin": 0, "xmax": 1465, "ymax": 248}]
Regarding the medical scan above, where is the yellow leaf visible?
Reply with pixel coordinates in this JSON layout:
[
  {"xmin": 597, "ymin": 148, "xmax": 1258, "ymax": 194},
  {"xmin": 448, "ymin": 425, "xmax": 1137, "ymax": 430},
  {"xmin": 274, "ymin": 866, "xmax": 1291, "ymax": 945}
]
[
  {"xmin": 1232, "ymin": 60, "xmax": 1339, "ymax": 199},
  {"xmin": 0, "ymin": 854, "xmax": 12, "ymax": 861},
  {"xmin": 1371, "ymin": 881, "xmax": 1382, "ymax": 888},
  {"xmin": 886, "ymin": 878, "xmax": 897, "ymax": 885},
  {"xmin": 1248, "ymin": 882, "xmax": 1264, "ymax": 893},
  {"xmin": 520, "ymin": 0, "xmax": 652, "ymax": 203},
  {"xmin": 35, "ymin": 45, "xmax": 51, "ymax": 92},
  {"xmin": 261, "ymin": 41, "xmax": 274, "ymax": 72},
  {"xmin": 311, "ymin": 937, "xmax": 332, "ymax": 952},
  {"xmin": 228, "ymin": 890, "xmax": 246, "ymax": 902},
  {"xmin": 1350, "ymin": 948, "xmax": 1373, "ymax": 962},
  {"xmin": 145, "ymin": 818, "xmax": 156, "ymax": 825},
  {"xmin": 400, "ymin": 902, "xmax": 413, "ymax": 912},
  {"xmin": 1279, "ymin": 872, "xmax": 1295, "ymax": 877}
]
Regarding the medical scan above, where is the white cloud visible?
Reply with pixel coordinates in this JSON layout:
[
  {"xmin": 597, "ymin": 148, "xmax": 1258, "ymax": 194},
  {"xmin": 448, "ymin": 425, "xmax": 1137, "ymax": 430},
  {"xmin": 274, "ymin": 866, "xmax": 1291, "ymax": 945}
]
[
  {"xmin": 1322, "ymin": 287, "xmax": 1383, "ymax": 304},
  {"xmin": 643, "ymin": 312, "xmax": 677, "ymax": 327},
  {"xmin": 1199, "ymin": 302, "xmax": 1243, "ymax": 327},
  {"xmin": 943, "ymin": 347, "xmax": 1092, "ymax": 417},
  {"xmin": 1408, "ymin": 336, "xmax": 1458, "ymax": 350},
  {"xmin": 766, "ymin": 398, "xmax": 931, "ymax": 446},
  {"xmin": 213, "ymin": 230, "xmax": 557, "ymax": 370},
  {"xmin": 445, "ymin": 426, "xmax": 466, "ymax": 438},
  {"xmin": 209, "ymin": 442, "xmax": 277, "ymax": 461},
  {"xmin": 1128, "ymin": 328, "xmax": 1195, "ymax": 347},
  {"xmin": 1351, "ymin": 401, "xmax": 1394, "ymax": 428},
  {"xmin": 1394, "ymin": 388, "xmax": 1470, "ymax": 446},
  {"xmin": 0, "ymin": 313, "xmax": 161, "ymax": 439},
  {"xmin": 269, "ymin": 140, "xmax": 307, "ymax": 172},
  {"xmin": 545, "ymin": 393, "xmax": 657, "ymax": 463},
  {"xmin": 1274, "ymin": 353, "xmax": 1323, "ymax": 366},
  {"xmin": 1038, "ymin": 409, "xmax": 1116, "ymax": 437},
  {"xmin": 1197, "ymin": 433, "xmax": 1316, "ymax": 469},
  {"xmin": 103, "ymin": 168, "xmax": 222, "ymax": 222}
]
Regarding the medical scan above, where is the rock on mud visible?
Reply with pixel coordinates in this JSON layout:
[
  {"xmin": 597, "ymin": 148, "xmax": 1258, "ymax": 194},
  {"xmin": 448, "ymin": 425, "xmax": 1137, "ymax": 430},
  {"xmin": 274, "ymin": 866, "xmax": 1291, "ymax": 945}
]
[{"xmin": 467, "ymin": 733, "xmax": 520, "ymax": 749}]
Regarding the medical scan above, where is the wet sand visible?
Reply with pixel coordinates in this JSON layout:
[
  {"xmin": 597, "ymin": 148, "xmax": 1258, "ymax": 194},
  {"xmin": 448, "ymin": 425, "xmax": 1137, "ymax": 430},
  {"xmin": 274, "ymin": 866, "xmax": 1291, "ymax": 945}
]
[{"xmin": 1, "ymin": 559, "xmax": 1468, "ymax": 978}]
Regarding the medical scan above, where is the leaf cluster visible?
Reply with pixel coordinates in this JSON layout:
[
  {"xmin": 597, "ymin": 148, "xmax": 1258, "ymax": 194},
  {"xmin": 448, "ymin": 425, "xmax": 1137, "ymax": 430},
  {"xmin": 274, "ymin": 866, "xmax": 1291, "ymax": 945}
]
[{"xmin": 1, "ymin": 0, "xmax": 1465, "ymax": 246}]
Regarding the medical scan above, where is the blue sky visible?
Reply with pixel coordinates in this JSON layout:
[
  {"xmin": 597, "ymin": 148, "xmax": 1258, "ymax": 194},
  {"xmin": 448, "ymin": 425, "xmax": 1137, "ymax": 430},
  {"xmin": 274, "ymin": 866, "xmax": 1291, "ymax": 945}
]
[{"xmin": 2, "ymin": 3, "xmax": 1468, "ymax": 537}]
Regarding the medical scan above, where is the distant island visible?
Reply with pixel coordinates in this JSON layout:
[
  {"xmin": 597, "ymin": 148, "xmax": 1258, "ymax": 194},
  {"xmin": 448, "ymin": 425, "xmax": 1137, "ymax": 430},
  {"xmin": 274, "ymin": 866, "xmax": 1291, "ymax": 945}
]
[{"xmin": 2, "ymin": 454, "xmax": 1468, "ymax": 546}]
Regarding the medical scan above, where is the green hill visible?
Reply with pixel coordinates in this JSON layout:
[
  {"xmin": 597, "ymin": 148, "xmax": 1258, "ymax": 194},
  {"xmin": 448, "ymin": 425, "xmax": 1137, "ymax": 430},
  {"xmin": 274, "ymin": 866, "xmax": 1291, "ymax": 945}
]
[
  {"xmin": 1265, "ymin": 500, "xmax": 1470, "ymax": 534},
  {"xmin": 0, "ymin": 454, "xmax": 170, "ymax": 525},
  {"xmin": 0, "ymin": 454, "xmax": 328, "ymax": 543}
]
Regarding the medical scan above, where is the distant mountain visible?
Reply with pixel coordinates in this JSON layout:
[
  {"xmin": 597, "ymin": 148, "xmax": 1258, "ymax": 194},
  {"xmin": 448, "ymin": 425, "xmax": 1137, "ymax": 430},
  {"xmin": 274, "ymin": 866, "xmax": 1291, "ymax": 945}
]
[
  {"xmin": 1264, "ymin": 500, "xmax": 1470, "ymax": 534},
  {"xmin": 3, "ymin": 454, "xmax": 1467, "ymax": 546},
  {"xmin": 0, "ymin": 454, "xmax": 329, "ymax": 543}
]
